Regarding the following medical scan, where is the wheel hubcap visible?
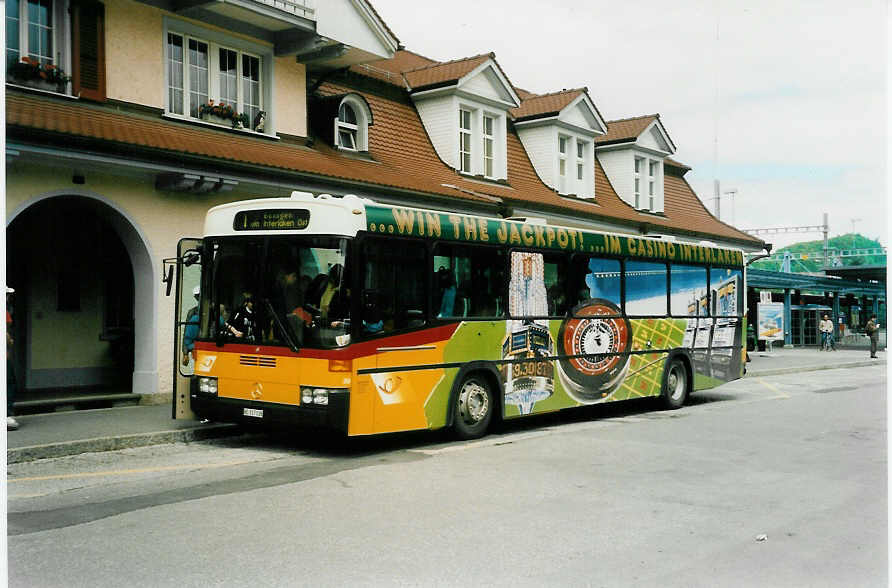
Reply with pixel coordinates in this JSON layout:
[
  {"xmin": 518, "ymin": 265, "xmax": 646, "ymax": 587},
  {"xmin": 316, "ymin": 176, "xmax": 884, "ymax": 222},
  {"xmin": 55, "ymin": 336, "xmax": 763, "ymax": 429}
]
[
  {"xmin": 459, "ymin": 381, "xmax": 489, "ymax": 424},
  {"xmin": 669, "ymin": 366, "xmax": 685, "ymax": 401}
]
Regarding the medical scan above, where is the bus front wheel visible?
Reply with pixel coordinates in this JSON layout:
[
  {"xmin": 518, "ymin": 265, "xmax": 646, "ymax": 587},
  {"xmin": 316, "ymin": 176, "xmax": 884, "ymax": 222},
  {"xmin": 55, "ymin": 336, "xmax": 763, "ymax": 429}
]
[
  {"xmin": 660, "ymin": 358, "xmax": 689, "ymax": 410},
  {"xmin": 453, "ymin": 375, "xmax": 494, "ymax": 439}
]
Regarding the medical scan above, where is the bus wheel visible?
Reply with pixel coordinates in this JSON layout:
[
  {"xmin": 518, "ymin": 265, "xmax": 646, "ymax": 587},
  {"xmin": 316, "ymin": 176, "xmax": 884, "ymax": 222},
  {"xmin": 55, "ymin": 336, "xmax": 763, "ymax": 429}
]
[
  {"xmin": 660, "ymin": 358, "xmax": 688, "ymax": 410},
  {"xmin": 453, "ymin": 375, "xmax": 493, "ymax": 439}
]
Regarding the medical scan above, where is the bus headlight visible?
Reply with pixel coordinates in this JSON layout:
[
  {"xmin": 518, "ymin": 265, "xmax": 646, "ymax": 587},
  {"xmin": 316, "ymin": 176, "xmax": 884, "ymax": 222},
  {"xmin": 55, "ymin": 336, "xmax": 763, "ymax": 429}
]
[
  {"xmin": 198, "ymin": 377, "xmax": 218, "ymax": 395},
  {"xmin": 300, "ymin": 387, "xmax": 346, "ymax": 407}
]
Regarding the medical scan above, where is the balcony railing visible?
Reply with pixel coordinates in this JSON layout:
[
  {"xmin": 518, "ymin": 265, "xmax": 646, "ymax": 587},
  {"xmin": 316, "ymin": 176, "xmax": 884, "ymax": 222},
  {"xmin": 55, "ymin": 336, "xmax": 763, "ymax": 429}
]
[{"xmin": 254, "ymin": 0, "xmax": 315, "ymax": 19}]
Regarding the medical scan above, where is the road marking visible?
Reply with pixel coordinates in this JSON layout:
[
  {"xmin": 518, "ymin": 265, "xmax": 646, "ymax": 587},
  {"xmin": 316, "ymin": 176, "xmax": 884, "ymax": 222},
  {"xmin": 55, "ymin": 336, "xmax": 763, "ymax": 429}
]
[
  {"xmin": 8, "ymin": 460, "xmax": 256, "ymax": 483},
  {"xmin": 754, "ymin": 377, "xmax": 790, "ymax": 399}
]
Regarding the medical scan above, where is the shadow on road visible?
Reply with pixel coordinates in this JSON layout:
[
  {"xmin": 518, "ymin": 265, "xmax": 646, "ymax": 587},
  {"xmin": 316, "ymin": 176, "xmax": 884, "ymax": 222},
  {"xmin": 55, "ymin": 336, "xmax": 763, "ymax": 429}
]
[{"xmin": 216, "ymin": 390, "xmax": 735, "ymax": 459}]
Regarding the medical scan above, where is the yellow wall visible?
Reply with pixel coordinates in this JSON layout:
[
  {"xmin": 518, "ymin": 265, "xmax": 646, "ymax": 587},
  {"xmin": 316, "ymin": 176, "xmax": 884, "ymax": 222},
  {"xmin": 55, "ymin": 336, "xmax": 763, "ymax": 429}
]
[
  {"xmin": 275, "ymin": 56, "xmax": 307, "ymax": 137},
  {"xmin": 105, "ymin": 0, "xmax": 164, "ymax": 108}
]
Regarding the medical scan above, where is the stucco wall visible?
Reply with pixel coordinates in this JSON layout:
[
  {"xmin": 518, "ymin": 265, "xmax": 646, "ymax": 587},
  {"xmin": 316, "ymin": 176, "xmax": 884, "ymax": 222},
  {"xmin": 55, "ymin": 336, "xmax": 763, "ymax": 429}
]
[
  {"xmin": 275, "ymin": 55, "xmax": 307, "ymax": 137},
  {"xmin": 105, "ymin": 0, "xmax": 164, "ymax": 108}
]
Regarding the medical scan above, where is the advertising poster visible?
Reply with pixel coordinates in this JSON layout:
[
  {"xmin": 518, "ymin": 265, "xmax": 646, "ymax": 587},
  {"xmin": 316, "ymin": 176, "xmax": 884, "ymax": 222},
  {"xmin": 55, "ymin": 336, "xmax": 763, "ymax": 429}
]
[{"xmin": 758, "ymin": 303, "xmax": 785, "ymax": 341}]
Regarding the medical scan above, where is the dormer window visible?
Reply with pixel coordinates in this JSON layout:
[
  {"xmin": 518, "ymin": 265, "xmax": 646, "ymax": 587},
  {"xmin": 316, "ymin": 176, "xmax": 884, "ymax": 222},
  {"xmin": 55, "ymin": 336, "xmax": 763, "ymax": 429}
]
[
  {"xmin": 337, "ymin": 102, "xmax": 358, "ymax": 150},
  {"xmin": 634, "ymin": 157, "xmax": 643, "ymax": 208},
  {"xmin": 483, "ymin": 114, "xmax": 495, "ymax": 177},
  {"xmin": 648, "ymin": 160, "xmax": 657, "ymax": 210},
  {"xmin": 459, "ymin": 108, "xmax": 472, "ymax": 172},
  {"xmin": 455, "ymin": 106, "xmax": 504, "ymax": 179},
  {"xmin": 333, "ymin": 94, "xmax": 371, "ymax": 151}
]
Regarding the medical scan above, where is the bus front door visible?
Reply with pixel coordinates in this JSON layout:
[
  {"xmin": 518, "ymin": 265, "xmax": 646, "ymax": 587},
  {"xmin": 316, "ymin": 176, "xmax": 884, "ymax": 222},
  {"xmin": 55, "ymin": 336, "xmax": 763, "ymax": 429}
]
[{"xmin": 172, "ymin": 238, "xmax": 202, "ymax": 420}]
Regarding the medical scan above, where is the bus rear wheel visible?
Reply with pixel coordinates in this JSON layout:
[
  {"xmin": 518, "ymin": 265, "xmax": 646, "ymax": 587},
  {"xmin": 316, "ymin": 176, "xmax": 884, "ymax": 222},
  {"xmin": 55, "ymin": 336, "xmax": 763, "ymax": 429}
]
[
  {"xmin": 453, "ymin": 375, "xmax": 494, "ymax": 439},
  {"xmin": 660, "ymin": 358, "xmax": 688, "ymax": 410}
]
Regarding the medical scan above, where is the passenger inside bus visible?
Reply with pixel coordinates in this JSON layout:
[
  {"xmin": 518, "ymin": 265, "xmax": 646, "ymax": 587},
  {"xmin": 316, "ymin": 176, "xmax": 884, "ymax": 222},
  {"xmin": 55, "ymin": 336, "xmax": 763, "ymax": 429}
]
[
  {"xmin": 436, "ymin": 266, "xmax": 456, "ymax": 317},
  {"xmin": 362, "ymin": 292, "xmax": 384, "ymax": 334},
  {"xmin": 226, "ymin": 293, "xmax": 257, "ymax": 341}
]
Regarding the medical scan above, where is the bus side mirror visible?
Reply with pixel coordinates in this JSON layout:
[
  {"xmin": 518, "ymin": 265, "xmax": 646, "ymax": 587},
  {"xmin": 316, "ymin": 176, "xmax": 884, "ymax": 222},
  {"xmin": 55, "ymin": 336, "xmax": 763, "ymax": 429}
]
[{"xmin": 164, "ymin": 264, "xmax": 174, "ymax": 297}]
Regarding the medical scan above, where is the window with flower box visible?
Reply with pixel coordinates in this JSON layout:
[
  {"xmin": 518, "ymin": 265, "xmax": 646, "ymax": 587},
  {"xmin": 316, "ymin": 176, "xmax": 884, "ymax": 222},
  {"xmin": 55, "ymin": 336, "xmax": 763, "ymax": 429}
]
[
  {"xmin": 6, "ymin": 0, "xmax": 71, "ymax": 92},
  {"xmin": 165, "ymin": 21, "xmax": 269, "ymax": 133}
]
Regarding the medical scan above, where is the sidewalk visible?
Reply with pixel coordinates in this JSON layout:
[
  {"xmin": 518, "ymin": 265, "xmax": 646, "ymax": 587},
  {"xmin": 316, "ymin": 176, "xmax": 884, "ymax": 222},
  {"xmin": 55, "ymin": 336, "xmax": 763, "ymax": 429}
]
[
  {"xmin": 6, "ymin": 348, "xmax": 884, "ymax": 463},
  {"xmin": 745, "ymin": 347, "xmax": 884, "ymax": 377},
  {"xmin": 7, "ymin": 404, "xmax": 238, "ymax": 464}
]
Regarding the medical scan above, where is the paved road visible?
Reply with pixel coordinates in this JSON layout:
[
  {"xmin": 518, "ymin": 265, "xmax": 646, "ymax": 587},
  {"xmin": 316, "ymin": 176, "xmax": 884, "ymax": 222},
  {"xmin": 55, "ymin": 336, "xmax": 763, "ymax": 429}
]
[{"xmin": 8, "ymin": 365, "xmax": 887, "ymax": 587}]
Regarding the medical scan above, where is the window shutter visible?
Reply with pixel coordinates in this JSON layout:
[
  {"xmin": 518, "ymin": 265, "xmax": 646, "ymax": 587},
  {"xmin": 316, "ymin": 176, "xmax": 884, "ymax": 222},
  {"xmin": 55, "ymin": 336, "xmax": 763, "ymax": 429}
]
[{"xmin": 72, "ymin": 0, "xmax": 106, "ymax": 101}]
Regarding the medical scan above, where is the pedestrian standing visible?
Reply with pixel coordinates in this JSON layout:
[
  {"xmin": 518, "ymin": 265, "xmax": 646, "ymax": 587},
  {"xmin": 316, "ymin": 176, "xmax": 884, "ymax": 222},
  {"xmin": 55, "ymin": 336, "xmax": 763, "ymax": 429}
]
[
  {"xmin": 7, "ymin": 286, "xmax": 19, "ymax": 430},
  {"xmin": 819, "ymin": 314, "xmax": 835, "ymax": 351},
  {"xmin": 866, "ymin": 314, "xmax": 880, "ymax": 359}
]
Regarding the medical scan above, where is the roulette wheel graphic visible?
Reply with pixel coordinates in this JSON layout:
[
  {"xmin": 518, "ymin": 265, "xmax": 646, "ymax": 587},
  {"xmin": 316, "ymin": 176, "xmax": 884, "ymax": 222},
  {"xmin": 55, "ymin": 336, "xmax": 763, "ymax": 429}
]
[{"xmin": 557, "ymin": 299, "xmax": 632, "ymax": 403}]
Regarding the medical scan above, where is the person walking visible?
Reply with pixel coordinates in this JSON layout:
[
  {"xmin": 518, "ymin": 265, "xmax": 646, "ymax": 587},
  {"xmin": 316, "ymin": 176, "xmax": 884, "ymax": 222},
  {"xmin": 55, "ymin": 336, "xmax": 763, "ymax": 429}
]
[
  {"xmin": 866, "ymin": 315, "xmax": 880, "ymax": 359},
  {"xmin": 819, "ymin": 314, "xmax": 835, "ymax": 351}
]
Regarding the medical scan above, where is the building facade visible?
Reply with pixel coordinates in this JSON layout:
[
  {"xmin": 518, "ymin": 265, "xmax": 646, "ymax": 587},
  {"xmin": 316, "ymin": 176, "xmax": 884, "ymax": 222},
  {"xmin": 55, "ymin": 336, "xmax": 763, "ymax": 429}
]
[{"xmin": 5, "ymin": 0, "xmax": 765, "ymax": 405}]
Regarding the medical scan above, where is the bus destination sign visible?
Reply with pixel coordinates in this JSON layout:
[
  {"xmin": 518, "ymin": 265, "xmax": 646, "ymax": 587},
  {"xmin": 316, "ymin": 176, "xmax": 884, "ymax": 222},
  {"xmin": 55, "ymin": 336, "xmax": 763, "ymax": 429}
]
[{"xmin": 233, "ymin": 209, "xmax": 310, "ymax": 231}]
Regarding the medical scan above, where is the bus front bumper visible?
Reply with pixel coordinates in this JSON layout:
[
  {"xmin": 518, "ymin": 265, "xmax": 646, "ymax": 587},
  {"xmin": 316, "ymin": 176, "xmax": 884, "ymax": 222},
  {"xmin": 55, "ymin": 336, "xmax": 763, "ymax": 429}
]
[{"xmin": 190, "ymin": 387, "xmax": 349, "ymax": 433}]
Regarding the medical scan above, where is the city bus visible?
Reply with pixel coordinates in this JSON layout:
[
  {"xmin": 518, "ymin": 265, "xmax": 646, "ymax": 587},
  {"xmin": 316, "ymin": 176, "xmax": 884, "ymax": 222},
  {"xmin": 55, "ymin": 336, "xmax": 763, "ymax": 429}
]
[{"xmin": 170, "ymin": 191, "xmax": 746, "ymax": 439}]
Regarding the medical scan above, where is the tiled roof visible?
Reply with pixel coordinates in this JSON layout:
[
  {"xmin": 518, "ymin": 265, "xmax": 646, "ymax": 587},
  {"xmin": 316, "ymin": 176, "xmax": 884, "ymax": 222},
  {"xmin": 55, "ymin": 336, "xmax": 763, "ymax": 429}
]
[
  {"xmin": 350, "ymin": 49, "xmax": 436, "ymax": 84},
  {"xmin": 7, "ymin": 82, "xmax": 761, "ymax": 247},
  {"xmin": 5, "ymin": 92, "xmax": 495, "ymax": 206},
  {"xmin": 402, "ymin": 53, "xmax": 493, "ymax": 90},
  {"xmin": 511, "ymin": 89, "xmax": 584, "ymax": 121},
  {"xmin": 596, "ymin": 114, "xmax": 658, "ymax": 144}
]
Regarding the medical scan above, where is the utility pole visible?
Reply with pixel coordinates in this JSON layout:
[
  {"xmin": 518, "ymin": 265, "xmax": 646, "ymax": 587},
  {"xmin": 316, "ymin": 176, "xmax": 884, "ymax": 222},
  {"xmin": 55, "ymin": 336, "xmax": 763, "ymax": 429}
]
[
  {"xmin": 822, "ymin": 212, "xmax": 829, "ymax": 261},
  {"xmin": 713, "ymin": 179, "xmax": 721, "ymax": 219}
]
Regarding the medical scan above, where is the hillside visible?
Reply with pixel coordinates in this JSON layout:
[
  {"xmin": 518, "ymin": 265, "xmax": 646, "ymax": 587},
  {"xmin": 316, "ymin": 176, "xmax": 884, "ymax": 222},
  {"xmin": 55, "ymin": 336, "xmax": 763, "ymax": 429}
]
[{"xmin": 750, "ymin": 233, "xmax": 886, "ymax": 272}]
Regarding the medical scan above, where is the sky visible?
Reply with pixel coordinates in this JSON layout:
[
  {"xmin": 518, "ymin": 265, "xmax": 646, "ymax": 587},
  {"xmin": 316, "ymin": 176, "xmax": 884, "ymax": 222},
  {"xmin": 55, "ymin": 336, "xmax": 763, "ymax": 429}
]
[{"xmin": 369, "ymin": 0, "xmax": 888, "ymax": 252}]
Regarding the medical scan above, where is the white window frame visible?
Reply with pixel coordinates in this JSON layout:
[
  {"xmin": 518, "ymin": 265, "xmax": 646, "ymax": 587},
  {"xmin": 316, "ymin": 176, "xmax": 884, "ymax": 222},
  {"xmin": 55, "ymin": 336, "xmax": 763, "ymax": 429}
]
[
  {"xmin": 459, "ymin": 107, "xmax": 473, "ymax": 173},
  {"xmin": 6, "ymin": 0, "xmax": 70, "ymax": 79},
  {"xmin": 164, "ymin": 19, "xmax": 271, "ymax": 134},
  {"xmin": 334, "ymin": 95, "xmax": 371, "ymax": 152},
  {"xmin": 558, "ymin": 134, "xmax": 568, "ymax": 177},
  {"xmin": 336, "ymin": 102, "xmax": 358, "ymax": 151},
  {"xmin": 634, "ymin": 156, "xmax": 644, "ymax": 208},
  {"xmin": 483, "ymin": 113, "xmax": 495, "ymax": 178}
]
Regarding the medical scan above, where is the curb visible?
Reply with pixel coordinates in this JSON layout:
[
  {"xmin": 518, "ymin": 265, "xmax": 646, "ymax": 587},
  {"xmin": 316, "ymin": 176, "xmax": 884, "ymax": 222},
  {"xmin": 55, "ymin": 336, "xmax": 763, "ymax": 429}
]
[
  {"xmin": 7, "ymin": 423, "xmax": 240, "ymax": 464},
  {"xmin": 746, "ymin": 360, "xmax": 883, "ymax": 378}
]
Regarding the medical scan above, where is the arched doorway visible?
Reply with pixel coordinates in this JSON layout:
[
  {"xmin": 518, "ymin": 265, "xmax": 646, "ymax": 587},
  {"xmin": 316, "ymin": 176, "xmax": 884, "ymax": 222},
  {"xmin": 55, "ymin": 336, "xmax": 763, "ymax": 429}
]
[{"xmin": 6, "ymin": 194, "xmax": 155, "ymax": 406}]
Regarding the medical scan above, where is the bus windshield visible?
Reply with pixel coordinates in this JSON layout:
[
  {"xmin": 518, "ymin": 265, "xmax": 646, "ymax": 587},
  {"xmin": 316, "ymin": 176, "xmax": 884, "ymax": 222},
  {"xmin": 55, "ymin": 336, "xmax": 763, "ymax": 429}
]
[{"xmin": 202, "ymin": 235, "xmax": 350, "ymax": 349}]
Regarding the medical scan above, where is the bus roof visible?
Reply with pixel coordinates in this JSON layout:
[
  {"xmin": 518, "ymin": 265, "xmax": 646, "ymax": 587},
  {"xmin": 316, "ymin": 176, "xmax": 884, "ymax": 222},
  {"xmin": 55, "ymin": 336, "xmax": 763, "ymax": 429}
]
[{"xmin": 206, "ymin": 193, "xmax": 744, "ymax": 267}]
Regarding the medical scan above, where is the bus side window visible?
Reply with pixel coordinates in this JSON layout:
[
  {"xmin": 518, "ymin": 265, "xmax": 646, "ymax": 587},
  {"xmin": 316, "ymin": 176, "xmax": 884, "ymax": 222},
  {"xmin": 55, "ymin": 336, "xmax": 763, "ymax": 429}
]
[
  {"xmin": 572, "ymin": 256, "xmax": 621, "ymax": 310},
  {"xmin": 434, "ymin": 244, "xmax": 504, "ymax": 318},
  {"xmin": 362, "ymin": 237, "xmax": 427, "ymax": 336},
  {"xmin": 625, "ymin": 260, "xmax": 668, "ymax": 317},
  {"xmin": 543, "ymin": 253, "xmax": 568, "ymax": 316},
  {"xmin": 710, "ymin": 267, "xmax": 742, "ymax": 317}
]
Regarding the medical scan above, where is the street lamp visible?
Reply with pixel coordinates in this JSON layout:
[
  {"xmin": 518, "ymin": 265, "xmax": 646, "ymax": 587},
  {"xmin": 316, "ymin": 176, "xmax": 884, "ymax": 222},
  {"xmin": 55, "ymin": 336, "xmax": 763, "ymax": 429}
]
[
  {"xmin": 851, "ymin": 218, "xmax": 861, "ymax": 249},
  {"xmin": 723, "ymin": 189, "xmax": 738, "ymax": 225}
]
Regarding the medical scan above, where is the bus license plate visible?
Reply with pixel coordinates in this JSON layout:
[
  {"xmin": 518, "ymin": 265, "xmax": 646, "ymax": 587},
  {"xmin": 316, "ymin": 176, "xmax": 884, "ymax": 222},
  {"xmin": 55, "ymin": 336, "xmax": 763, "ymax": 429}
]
[{"xmin": 243, "ymin": 408, "xmax": 263, "ymax": 418}]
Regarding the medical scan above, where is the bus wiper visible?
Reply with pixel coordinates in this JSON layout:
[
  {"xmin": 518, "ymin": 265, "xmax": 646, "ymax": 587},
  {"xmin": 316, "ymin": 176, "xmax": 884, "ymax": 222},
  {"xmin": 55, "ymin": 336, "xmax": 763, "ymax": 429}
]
[{"xmin": 263, "ymin": 298, "xmax": 299, "ymax": 352}]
